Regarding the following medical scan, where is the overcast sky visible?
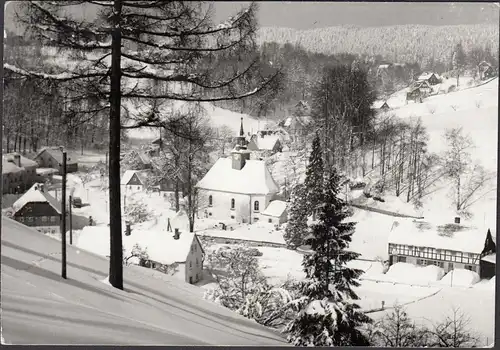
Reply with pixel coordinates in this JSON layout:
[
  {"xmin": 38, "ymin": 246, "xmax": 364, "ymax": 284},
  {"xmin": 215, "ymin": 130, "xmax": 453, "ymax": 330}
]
[{"xmin": 4, "ymin": 1, "xmax": 499, "ymax": 33}]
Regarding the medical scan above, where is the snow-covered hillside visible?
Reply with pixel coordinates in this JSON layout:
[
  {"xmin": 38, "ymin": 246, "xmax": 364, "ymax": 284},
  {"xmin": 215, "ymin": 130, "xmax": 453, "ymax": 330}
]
[
  {"xmin": 126, "ymin": 102, "xmax": 264, "ymax": 141},
  {"xmin": 1, "ymin": 217, "xmax": 287, "ymax": 345}
]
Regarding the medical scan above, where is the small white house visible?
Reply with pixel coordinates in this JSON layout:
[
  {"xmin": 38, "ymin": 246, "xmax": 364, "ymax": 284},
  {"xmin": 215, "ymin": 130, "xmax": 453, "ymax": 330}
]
[
  {"xmin": 121, "ymin": 170, "xmax": 149, "ymax": 193},
  {"xmin": 260, "ymin": 200, "xmax": 288, "ymax": 224},
  {"xmin": 196, "ymin": 145, "xmax": 280, "ymax": 224}
]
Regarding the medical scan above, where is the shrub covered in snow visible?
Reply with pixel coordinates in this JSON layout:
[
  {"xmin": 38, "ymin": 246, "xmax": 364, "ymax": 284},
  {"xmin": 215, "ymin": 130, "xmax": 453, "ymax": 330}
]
[{"xmin": 124, "ymin": 198, "xmax": 152, "ymax": 224}]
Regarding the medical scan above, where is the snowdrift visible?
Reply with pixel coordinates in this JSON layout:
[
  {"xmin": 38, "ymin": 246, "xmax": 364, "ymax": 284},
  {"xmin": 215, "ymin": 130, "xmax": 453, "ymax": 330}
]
[{"xmin": 438, "ymin": 269, "xmax": 480, "ymax": 287}]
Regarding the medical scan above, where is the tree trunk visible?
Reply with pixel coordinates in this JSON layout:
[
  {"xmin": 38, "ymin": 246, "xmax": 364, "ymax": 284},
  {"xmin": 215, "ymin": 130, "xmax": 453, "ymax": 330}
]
[
  {"xmin": 174, "ymin": 179, "xmax": 180, "ymax": 212},
  {"xmin": 108, "ymin": 0, "xmax": 124, "ymax": 290},
  {"xmin": 456, "ymin": 176, "xmax": 461, "ymax": 211}
]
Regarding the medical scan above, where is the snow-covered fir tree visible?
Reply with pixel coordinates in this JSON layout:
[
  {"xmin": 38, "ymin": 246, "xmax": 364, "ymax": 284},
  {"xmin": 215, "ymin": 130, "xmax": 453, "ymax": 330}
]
[
  {"xmin": 285, "ymin": 169, "xmax": 371, "ymax": 346},
  {"xmin": 304, "ymin": 133, "xmax": 325, "ymax": 221},
  {"xmin": 284, "ymin": 183, "xmax": 309, "ymax": 249}
]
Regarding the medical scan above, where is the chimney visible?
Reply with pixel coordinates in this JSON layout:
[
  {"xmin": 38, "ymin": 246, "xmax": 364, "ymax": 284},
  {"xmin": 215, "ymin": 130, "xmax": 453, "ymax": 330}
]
[
  {"xmin": 174, "ymin": 228, "xmax": 180, "ymax": 240},
  {"xmin": 454, "ymin": 217, "xmax": 460, "ymax": 224},
  {"xmin": 125, "ymin": 221, "xmax": 131, "ymax": 236},
  {"xmin": 13, "ymin": 154, "xmax": 21, "ymax": 167}
]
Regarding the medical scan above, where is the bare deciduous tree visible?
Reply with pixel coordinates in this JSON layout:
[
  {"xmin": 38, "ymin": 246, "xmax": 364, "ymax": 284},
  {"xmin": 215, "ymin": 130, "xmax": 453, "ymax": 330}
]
[{"xmin": 6, "ymin": 0, "xmax": 279, "ymax": 289}]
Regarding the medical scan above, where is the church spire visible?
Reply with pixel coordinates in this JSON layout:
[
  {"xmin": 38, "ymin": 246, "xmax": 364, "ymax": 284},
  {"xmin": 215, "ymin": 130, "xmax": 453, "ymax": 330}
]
[{"xmin": 239, "ymin": 117, "xmax": 244, "ymax": 136}]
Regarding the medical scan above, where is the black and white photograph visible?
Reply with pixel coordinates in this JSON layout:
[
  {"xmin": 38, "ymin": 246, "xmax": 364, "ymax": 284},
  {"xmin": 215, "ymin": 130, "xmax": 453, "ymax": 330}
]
[{"xmin": 1, "ymin": 1, "xmax": 498, "ymax": 346}]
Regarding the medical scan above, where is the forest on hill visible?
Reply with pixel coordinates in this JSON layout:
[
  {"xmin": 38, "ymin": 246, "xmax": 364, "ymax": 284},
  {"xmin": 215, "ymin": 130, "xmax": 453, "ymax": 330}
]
[{"xmin": 257, "ymin": 24, "xmax": 499, "ymax": 67}]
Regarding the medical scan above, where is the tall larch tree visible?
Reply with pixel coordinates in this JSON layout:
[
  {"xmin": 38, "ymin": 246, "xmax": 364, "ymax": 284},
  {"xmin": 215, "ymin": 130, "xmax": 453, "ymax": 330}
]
[
  {"xmin": 285, "ymin": 169, "xmax": 371, "ymax": 346},
  {"xmin": 6, "ymin": 0, "xmax": 280, "ymax": 289}
]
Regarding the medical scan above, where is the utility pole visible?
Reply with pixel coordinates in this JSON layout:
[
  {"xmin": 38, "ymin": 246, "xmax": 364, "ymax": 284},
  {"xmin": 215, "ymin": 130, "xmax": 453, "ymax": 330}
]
[
  {"xmin": 69, "ymin": 194, "xmax": 73, "ymax": 245},
  {"xmin": 61, "ymin": 149, "xmax": 67, "ymax": 279}
]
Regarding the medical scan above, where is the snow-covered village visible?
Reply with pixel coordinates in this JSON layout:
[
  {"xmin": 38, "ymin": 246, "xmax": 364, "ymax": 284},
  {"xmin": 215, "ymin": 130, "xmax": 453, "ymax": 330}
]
[{"xmin": 1, "ymin": 1, "xmax": 498, "ymax": 347}]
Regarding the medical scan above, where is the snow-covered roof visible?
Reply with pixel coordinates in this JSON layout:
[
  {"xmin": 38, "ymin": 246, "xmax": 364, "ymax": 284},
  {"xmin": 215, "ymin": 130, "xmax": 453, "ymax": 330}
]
[
  {"xmin": 255, "ymin": 135, "xmax": 280, "ymax": 151},
  {"xmin": 418, "ymin": 72, "xmax": 441, "ymax": 81},
  {"xmin": 13, "ymin": 183, "xmax": 61, "ymax": 215},
  {"xmin": 261, "ymin": 200, "xmax": 288, "ymax": 217},
  {"xmin": 76, "ymin": 224, "xmax": 197, "ymax": 265},
  {"xmin": 283, "ymin": 117, "xmax": 293, "ymax": 127},
  {"xmin": 3, "ymin": 152, "xmax": 38, "ymax": 168},
  {"xmin": 378, "ymin": 64, "xmax": 390, "ymax": 69},
  {"xmin": 481, "ymin": 253, "xmax": 496, "ymax": 264},
  {"xmin": 121, "ymin": 170, "xmax": 149, "ymax": 185},
  {"xmin": 35, "ymin": 148, "xmax": 78, "ymax": 165},
  {"xmin": 2, "ymin": 158, "xmax": 23, "ymax": 174},
  {"xmin": 36, "ymin": 168, "xmax": 58, "ymax": 176},
  {"xmin": 373, "ymin": 100, "xmax": 389, "ymax": 109},
  {"xmin": 388, "ymin": 220, "xmax": 488, "ymax": 254},
  {"xmin": 196, "ymin": 157, "xmax": 279, "ymax": 195}
]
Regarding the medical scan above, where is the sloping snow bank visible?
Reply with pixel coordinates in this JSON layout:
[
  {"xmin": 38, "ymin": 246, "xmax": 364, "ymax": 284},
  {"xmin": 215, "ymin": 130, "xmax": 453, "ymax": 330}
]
[{"xmin": 438, "ymin": 269, "xmax": 480, "ymax": 287}]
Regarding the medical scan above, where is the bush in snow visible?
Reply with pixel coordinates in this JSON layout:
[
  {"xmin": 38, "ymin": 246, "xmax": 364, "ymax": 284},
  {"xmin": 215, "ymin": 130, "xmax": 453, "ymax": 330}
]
[
  {"xmin": 365, "ymin": 305, "xmax": 480, "ymax": 347},
  {"xmin": 123, "ymin": 244, "xmax": 148, "ymax": 266},
  {"xmin": 364, "ymin": 304, "xmax": 431, "ymax": 347},
  {"xmin": 285, "ymin": 169, "xmax": 371, "ymax": 346},
  {"xmin": 238, "ymin": 277, "xmax": 301, "ymax": 330},
  {"xmin": 284, "ymin": 183, "xmax": 309, "ymax": 249},
  {"xmin": 205, "ymin": 246, "xmax": 267, "ymax": 310},
  {"xmin": 427, "ymin": 306, "xmax": 480, "ymax": 347},
  {"xmin": 124, "ymin": 198, "xmax": 152, "ymax": 224}
]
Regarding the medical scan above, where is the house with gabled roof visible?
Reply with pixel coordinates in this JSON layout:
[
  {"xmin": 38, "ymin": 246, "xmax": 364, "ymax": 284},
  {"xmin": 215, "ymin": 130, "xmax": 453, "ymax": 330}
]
[
  {"xmin": 260, "ymin": 200, "xmax": 288, "ymax": 225},
  {"xmin": 121, "ymin": 170, "xmax": 150, "ymax": 193},
  {"xmin": 196, "ymin": 143, "xmax": 281, "ymax": 224},
  {"xmin": 76, "ymin": 224, "xmax": 205, "ymax": 284},
  {"xmin": 417, "ymin": 72, "xmax": 442, "ymax": 85},
  {"xmin": 373, "ymin": 100, "xmax": 390, "ymax": 112},
  {"xmin": 2, "ymin": 153, "xmax": 39, "ymax": 194},
  {"xmin": 34, "ymin": 147, "xmax": 78, "ymax": 174},
  {"xmin": 388, "ymin": 218, "xmax": 496, "ymax": 279},
  {"xmin": 247, "ymin": 133, "xmax": 283, "ymax": 154},
  {"xmin": 12, "ymin": 183, "xmax": 62, "ymax": 234}
]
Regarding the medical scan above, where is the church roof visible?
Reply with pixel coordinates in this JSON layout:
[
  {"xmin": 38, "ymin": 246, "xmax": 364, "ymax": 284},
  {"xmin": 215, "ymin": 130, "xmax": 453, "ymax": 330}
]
[{"xmin": 196, "ymin": 158, "xmax": 279, "ymax": 195}]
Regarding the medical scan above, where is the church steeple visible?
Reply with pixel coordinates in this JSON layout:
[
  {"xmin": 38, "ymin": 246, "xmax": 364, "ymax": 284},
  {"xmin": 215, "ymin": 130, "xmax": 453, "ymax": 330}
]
[{"xmin": 239, "ymin": 117, "xmax": 244, "ymax": 137}]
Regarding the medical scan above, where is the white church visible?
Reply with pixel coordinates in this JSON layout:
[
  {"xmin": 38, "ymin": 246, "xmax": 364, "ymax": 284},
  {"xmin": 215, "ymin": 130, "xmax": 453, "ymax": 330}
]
[{"xmin": 196, "ymin": 119, "xmax": 287, "ymax": 224}]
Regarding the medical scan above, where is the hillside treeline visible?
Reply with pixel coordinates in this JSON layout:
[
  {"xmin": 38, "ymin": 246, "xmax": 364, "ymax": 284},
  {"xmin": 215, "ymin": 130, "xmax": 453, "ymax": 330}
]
[{"xmin": 257, "ymin": 24, "xmax": 499, "ymax": 68}]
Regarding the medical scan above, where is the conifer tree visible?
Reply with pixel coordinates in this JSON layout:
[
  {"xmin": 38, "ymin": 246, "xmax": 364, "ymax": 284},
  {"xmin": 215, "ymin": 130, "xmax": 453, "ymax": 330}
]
[
  {"xmin": 283, "ymin": 183, "xmax": 309, "ymax": 249},
  {"xmin": 303, "ymin": 133, "xmax": 324, "ymax": 220},
  {"xmin": 285, "ymin": 169, "xmax": 371, "ymax": 346}
]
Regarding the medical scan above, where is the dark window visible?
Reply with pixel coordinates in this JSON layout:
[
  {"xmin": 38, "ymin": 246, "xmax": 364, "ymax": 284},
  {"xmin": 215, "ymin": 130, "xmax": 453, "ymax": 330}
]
[
  {"xmin": 137, "ymin": 186, "xmax": 140, "ymax": 190},
  {"xmin": 230, "ymin": 198, "xmax": 235, "ymax": 210},
  {"xmin": 398, "ymin": 256, "xmax": 407, "ymax": 263},
  {"xmin": 254, "ymin": 217, "xmax": 259, "ymax": 222},
  {"xmin": 208, "ymin": 212, "xmax": 212, "ymax": 216},
  {"xmin": 208, "ymin": 195, "xmax": 213, "ymax": 206},
  {"xmin": 465, "ymin": 265, "xmax": 475, "ymax": 272},
  {"xmin": 268, "ymin": 218, "xmax": 272, "ymax": 223},
  {"xmin": 189, "ymin": 261, "xmax": 192, "ymax": 268},
  {"xmin": 416, "ymin": 259, "xmax": 424, "ymax": 266},
  {"xmin": 254, "ymin": 201, "xmax": 260, "ymax": 211}
]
